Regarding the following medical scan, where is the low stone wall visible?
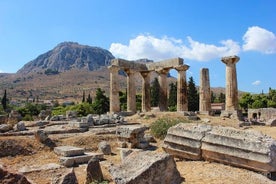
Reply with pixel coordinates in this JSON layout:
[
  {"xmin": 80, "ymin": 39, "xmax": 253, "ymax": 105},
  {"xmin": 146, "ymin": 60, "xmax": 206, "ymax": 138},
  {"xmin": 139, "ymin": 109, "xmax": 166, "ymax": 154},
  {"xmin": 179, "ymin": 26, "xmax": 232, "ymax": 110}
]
[
  {"xmin": 163, "ymin": 123, "xmax": 276, "ymax": 175},
  {"xmin": 248, "ymin": 108, "xmax": 276, "ymax": 121}
]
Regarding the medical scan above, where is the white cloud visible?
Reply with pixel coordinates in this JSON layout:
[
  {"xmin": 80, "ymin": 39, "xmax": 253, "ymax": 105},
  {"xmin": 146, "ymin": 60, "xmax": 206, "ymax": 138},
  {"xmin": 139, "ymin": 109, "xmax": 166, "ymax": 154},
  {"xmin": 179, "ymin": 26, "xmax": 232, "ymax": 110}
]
[
  {"xmin": 109, "ymin": 34, "xmax": 240, "ymax": 61},
  {"xmin": 242, "ymin": 26, "xmax": 276, "ymax": 54},
  {"xmin": 252, "ymin": 80, "xmax": 261, "ymax": 86}
]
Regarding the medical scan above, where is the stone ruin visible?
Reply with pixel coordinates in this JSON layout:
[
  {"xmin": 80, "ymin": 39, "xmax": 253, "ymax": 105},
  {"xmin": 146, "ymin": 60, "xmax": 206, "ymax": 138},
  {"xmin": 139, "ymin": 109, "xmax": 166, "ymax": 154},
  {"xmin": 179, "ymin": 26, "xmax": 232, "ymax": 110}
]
[
  {"xmin": 163, "ymin": 123, "xmax": 276, "ymax": 178},
  {"xmin": 109, "ymin": 58, "xmax": 190, "ymax": 113},
  {"xmin": 247, "ymin": 108, "xmax": 276, "ymax": 126}
]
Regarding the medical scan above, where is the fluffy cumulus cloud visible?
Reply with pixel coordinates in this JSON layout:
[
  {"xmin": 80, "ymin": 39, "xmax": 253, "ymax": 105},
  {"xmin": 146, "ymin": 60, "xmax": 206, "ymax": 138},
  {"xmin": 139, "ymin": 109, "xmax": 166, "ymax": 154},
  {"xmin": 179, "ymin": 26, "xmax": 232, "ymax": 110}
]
[
  {"xmin": 252, "ymin": 80, "xmax": 261, "ymax": 86},
  {"xmin": 243, "ymin": 26, "xmax": 276, "ymax": 54},
  {"xmin": 109, "ymin": 34, "xmax": 240, "ymax": 61}
]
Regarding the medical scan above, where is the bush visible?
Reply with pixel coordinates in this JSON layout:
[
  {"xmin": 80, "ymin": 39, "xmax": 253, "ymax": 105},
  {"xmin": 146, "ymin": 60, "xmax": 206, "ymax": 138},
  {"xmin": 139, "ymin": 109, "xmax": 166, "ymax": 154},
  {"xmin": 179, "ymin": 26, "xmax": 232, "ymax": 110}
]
[{"xmin": 150, "ymin": 117, "xmax": 190, "ymax": 139}]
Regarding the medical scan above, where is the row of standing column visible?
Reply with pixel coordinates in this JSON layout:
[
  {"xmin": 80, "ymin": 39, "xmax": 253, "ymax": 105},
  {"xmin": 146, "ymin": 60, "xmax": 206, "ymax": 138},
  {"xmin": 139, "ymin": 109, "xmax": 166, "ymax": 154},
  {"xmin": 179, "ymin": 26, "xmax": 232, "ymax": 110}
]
[{"xmin": 109, "ymin": 65, "xmax": 189, "ymax": 113}]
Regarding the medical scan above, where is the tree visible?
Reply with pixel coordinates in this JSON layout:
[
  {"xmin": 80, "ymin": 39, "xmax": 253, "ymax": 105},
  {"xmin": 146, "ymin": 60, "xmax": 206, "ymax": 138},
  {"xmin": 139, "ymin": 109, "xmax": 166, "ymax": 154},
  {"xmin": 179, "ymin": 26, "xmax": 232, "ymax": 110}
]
[
  {"xmin": 82, "ymin": 90, "xmax": 85, "ymax": 103},
  {"xmin": 168, "ymin": 82, "xmax": 177, "ymax": 111},
  {"xmin": 218, "ymin": 92, "xmax": 225, "ymax": 103},
  {"xmin": 239, "ymin": 93, "xmax": 254, "ymax": 111},
  {"xmin": 211, "ymin": 91, "xmax": 216, "ymax": 103},
  {"xmin": 92, "ymin": 88, "xmax": 109, "ymax": 115},
  {"xmin": 1, "ymin": 89, "xmax": 7, "ymax": 111},
  {"xmin": 86, "ymin": 93, "xmax": 92, "ymax": 104},
  {"xmin": 187, "ymin": 77, "xmax": 199, "ymax": 111},
  {"xmin": 119, "ymin": 91, "xmax": 127, "ymax": 111},
  {"xmin": 151, "ymin": 77, "xmax": 160, "ymax": 106}
]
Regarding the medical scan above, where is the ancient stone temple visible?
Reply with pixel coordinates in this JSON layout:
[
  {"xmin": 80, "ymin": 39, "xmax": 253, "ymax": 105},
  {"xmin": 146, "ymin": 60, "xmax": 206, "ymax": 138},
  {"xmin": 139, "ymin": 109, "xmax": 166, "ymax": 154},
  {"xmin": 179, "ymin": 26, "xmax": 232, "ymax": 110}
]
[
  {"xmin": 220, "ymin": 55, "xmax": 242, "ymax": 119},
  {"xmin": 108, "ymin": 58, "xmax": 189, "ymax": 113},
  {"xmin": 199, "ymin": 68, "xmax": 211, "ymax": 114}
]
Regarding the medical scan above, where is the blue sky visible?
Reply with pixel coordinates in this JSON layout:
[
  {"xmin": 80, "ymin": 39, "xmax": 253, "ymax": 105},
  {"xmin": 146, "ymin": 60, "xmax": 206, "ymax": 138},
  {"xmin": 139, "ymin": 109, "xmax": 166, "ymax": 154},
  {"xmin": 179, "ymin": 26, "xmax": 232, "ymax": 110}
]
[{"xmin": 0, "ymin": 0, "xmax": 275, "ymax": 93}]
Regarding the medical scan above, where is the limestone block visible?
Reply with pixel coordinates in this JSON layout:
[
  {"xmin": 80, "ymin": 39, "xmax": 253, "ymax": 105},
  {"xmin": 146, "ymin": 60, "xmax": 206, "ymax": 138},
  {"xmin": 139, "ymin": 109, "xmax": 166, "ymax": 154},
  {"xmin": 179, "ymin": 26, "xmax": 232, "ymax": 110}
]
[
  {"xmin": 0, "ymin": 124, "xmax": 12, "ymax": 133},
  {"xmin": 60, "ymin": 153, "xmax": 104, "ymax": 167},
  {"xmin": 201, "ymin": 126, "xmax": 276, "ymax": 173},
  {"xmin": 69, "ymin": 121, "xmax": 88, "ymax": 129},
  {"xmin": 0, "ymin": 165, "xmax": 32, "ymax": 184},
  {"xmin": 86, "ymin": 158, "xmax": 103, "ymax": 184},
  {"xmin": 54, "ymin": 146, "xmax": 85, "ymax": 157},
  {"xmin": 98, "ymin": 141, "xmax": 111, "ymax": 155},
  {"xmin": 52, "ymin": 168, "xmax": 78, "ymax": 184},
  {"xmin": 13, "ymin": 121, "xmax": 26, "ymax": 131},
  {"xmin": 109, "ymin": 151, "xmax": 183, "ymax": 184},
  {"xmin": 266, "ymin": 118, "xmax": 276, "ymax": 127},
  {"xmin": 163, "ymin": 123, "xmax": 212, "ymax": 160}
]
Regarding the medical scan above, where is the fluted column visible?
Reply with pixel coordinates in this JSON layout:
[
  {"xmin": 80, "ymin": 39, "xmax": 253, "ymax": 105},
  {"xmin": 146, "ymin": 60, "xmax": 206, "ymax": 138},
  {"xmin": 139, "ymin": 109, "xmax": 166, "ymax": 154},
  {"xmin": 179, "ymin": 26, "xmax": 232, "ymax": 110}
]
[
  {"xmin": 140, "ymin": 71, "xmax": 151, "ymax": 112},
  {"xmin": 221, "ymin": 55, "xmax": 240, "ymax": 111},
  {"xmin": 156, "ymin": 68, "xmax": 170, "ymax": 111},
  {"xmin": 125, "ymin": 69, "xmax": 136, "ymax": 113},
  {"xmin": 199, "ymin": 68, "xmax": 211, "ymax": 114},
  {"xmin": 175, "ymin": 65, "xmax": 189, "ymax": 112},
  {"xmin": 108, "ymin": 65, "xmax": 120, "ymax": 113}
]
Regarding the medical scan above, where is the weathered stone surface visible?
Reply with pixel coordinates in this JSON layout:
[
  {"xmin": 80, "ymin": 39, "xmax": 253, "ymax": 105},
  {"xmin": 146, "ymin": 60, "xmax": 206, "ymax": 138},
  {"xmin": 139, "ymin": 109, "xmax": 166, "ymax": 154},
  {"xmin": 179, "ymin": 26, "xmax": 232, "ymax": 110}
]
[
  {"xmin": 38, "ymin": 110, "xmax": 51, "ymax": 120},
  {"xmin": 0, "ymin": 115, "xmax": 8, "ymax": 124},
  {"xmin": 248, "ymin": 108, "xmax": 276, "ymax": 122},
  {"xmin": 116, "ymin": 125, "xmax": 148, "ymax": 149},
  {"xmin": 0, "ymin": 124, "xmax": 12, "ymax": 133},
  {"xmin": 60, "ymin": 153, "xmax": 104, "ymax": 167},
  {"xmin": 34, "ymin": 130, "xmax": 56, "ymax": 148},
  {"xmin": 13, "ymin": 121, "xmax": 26, "ymax": 131},
  {"xmin": 98, "ymin": 141, "xmax": 111, "ymax": 155},
  {"xmin": 163, "ymin": 123, "xmax": 276, "ymax": 174},
  {"xmin": 54, "ymin": 146, "xmax": 84, "ymax": 157},
  {"xmin": 163, "ymin": 123, "xmax": 212, "ymax": 160},
  {"xmin": 109, "ymin": 151, "xmax": 183, "ymax": 184},
  {"xmin": 0, "ymin": 164, "xmax": 32, "ymax": 184},
  {"xmin": 52, "ymin": 168, "xmax": 78, "ymax": 184},
  {"xmin": 267, "ymin": 118, "xmax": 276, "ymax": 127},
  {"xmin": 118, "ymin": 148, "xmax": 142, "ymax": 161},
  {"xmin": 199, "ymin": 68, "xmax": 211, "ymax": 114},
  {"xmin": 19, "ymin": 163, "xmax": 62, "ymax": 174},
  {"xmin": 201, "ymin": 126, "xmax": 276, "ymax": 173},
  {"xmin": 86, "ymin": 158, "xmax": 103, "ymax": 184},
  {"xmin": 69, "ymin": 121, "xmax": 88, "ymax": 129},
  {"xmin": 66, "ymin": 111, "xmax": 77, "ymax": 119}
]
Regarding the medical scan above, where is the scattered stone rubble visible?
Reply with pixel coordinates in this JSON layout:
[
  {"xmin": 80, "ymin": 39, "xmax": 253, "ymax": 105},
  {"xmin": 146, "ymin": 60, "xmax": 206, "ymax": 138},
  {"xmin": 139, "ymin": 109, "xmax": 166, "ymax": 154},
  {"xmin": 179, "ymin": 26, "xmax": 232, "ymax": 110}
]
[
  {"xmin": 109, "ymin": 151, "xmax": 183, "ymax": 184},
  {"xmin": 0, "ymin": 164, "xmax": 32, "ymax": 184},
  {"xmin": 54, "ymin": 146, "xmax": 104, "ymax": 167},
  {"xmin": 116, "ymin": 125, "xmax": 149, "ymax": 149},
  {"xmin": 163, "ymin": 123, "xmax": 276, "ymax": 177}
]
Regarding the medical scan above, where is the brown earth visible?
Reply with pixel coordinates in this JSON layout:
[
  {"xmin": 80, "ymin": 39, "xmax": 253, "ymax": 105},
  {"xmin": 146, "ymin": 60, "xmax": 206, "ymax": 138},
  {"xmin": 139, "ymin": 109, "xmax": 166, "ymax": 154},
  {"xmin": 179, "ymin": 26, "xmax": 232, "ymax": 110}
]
[{"xmin": 0, "ymin": 112, "xmax": 276, "ymax": 184}]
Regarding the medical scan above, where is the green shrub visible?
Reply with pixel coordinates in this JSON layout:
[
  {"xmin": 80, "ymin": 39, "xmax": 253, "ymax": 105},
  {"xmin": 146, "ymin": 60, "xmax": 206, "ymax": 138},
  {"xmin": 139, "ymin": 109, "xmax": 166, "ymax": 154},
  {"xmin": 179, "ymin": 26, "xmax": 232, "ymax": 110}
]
[
  {"xmin": 150, "ymin": 117, "xmax": 190, "ymax": 139},
  {"xmin": 23, "ymin": 114, "xmax": 33, "ymax": 121}
]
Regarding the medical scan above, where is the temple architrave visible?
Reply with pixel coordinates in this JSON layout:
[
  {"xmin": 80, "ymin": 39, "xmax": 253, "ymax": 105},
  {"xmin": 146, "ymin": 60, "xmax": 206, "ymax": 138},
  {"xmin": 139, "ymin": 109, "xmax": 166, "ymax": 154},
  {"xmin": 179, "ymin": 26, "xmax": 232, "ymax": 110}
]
[{"xmin": 108, "ymin": 58, "xmax": 189, "ymax": 113}]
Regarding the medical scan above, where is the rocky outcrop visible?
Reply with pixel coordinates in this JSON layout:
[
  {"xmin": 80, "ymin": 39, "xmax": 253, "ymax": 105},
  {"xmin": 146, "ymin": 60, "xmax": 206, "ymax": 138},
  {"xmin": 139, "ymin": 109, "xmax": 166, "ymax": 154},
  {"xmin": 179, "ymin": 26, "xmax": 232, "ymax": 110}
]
[
  {"xmin": 163, "ymin": 123, "xmax": 276, "ymax": 176},
  {"xmin": 17, "ymin": 42, "xmax": 115, "ymax": 74},
  {"xmin": 109, "ymin": 151, "xmax": 183, "ymax": 184},
  {"xmin": 0, "ymin": 165, "xmax": 32, "ymax": 184}
]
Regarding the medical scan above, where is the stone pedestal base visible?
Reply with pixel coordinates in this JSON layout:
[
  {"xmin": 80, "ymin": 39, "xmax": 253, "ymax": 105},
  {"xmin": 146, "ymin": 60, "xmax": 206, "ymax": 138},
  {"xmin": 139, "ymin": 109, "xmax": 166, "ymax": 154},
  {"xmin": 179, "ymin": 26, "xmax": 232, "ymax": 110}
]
[{"xmin": 220, "ymin": 110, "xmax": 243, "ymax": 120}]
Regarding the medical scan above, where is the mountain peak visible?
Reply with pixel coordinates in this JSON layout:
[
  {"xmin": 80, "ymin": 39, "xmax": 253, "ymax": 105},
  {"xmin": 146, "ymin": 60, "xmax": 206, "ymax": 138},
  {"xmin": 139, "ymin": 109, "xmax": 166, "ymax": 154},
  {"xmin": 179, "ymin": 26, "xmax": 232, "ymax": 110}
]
[{"xmin": 17, "ymin": 42, "xmax": 115, "ymax": 74}]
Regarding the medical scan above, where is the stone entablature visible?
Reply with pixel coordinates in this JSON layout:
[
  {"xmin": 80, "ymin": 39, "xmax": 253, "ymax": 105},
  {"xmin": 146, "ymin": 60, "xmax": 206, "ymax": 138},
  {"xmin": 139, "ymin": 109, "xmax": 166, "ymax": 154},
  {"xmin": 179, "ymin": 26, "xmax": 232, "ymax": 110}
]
[{"xmin": 109, "ymin": 58, "xmax": 189, "ymax": 113}]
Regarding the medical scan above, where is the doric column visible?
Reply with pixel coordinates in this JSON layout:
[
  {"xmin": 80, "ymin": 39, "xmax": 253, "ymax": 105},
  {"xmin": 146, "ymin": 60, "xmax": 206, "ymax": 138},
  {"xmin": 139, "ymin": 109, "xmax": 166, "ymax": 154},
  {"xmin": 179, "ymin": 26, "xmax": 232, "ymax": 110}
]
[
  {"xmin": 108, "ymin": 65, "xmax": 120, "ymax": 113},
  {"xmin": 221, "ymin": 55, "xmax": 240, "ymax": 111},
  {"xmin": 140, "ymin": 71, "xmax": 151, "ymax": 112},
  {"xmin": 125, "ymin": 69, "xmax": 136, "ymax": 113},
  {"xmin": 175, "ymin": 65, "xmax": 189, "ymax": 112},
  {"xmin": 156, "ymin": 68, "xmax": 170, "ymax": 111},
  {"xmin": 199, "ymin": 68, "xmax": 211, "ymax": 114}
]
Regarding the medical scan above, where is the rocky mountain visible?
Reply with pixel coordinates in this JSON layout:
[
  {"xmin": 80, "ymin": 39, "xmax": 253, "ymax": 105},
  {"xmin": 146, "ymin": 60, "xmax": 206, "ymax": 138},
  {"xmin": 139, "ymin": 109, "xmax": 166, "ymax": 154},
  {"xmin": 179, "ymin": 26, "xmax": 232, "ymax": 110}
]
[{"xmin": 17, "ymin": 42, "xmax": 115, "ymax": 74}]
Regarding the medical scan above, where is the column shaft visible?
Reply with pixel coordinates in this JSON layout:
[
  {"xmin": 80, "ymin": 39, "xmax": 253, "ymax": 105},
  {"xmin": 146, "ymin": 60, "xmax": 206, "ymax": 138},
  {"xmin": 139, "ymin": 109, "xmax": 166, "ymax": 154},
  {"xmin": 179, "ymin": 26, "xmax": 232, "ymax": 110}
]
[
  {"xmin": 157, "ymin": 69, "xmax": 169, "ymax": 111},
  {"xmin": 125, "ymin": 69, "xmax": 136, "ymax": 113},
  {"xmin": 140, "ymin": 71, "xmax": 151, "ymax": 112},
  {"xmin": 175, "ymin": 65, "xmax": 189, "ymax": 112},
  {"xmin": 108, "ymin": 66, "xmax": 120, "ymax": 113},
  {"xmin": 199, "ymin": 68, "xmax": 211, "ymax": 113}
]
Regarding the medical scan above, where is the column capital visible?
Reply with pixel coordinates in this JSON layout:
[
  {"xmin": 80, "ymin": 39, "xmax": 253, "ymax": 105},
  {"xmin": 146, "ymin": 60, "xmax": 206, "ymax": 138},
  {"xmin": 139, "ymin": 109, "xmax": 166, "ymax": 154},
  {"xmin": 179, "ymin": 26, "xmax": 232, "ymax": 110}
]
[
  {"xmin": 124, "ymin": 68, "xmax": 135, "ymax": 75},
  {"xmin": 108, "ymin": 65, "xmax": 120, "ymax": 72},
  {"xmin": 174, "ymin": 64, "xmax": 190, "ymax": 71},
  {"xmin": 155, "ymin": 68, "xmax": 170, "ymax": 75},
  {"xmin": 221, "ymin": 55, "xmax": 240, "ymax": 65},
  {"xmin": 140, "ymin": 71, "xmax": 151, "ymax": 78}
]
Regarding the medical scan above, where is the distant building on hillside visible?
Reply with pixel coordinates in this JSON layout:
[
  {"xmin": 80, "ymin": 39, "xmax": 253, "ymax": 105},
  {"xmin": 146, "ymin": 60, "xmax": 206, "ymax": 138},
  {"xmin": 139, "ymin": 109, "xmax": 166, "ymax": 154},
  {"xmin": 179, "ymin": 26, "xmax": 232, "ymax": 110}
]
[{"xmin": 211, "ymin": 103, "xmax": 225, "ymax": 115}]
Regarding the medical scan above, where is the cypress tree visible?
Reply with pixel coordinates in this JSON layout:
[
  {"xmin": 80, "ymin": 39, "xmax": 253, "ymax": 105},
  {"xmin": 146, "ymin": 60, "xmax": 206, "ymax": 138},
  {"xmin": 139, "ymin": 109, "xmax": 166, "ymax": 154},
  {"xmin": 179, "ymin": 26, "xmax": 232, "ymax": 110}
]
[
  {"xmin": 86, "ymin": 93, "xmax": 92, "ymax": 104},
  {"xmin": 168, "ymin": 82, "xmax": 177, "ymax": 110},
  {"xmin": 82, "ymin": 90, "xmax": 85, "ymax": 103},
  {"xmin": 187, "ymin": 77, "xmax": 199, "ymax": 111},
  {"xmin": 151, "ymin": 77, "xmax": 160, "ymax": 106},
  {"xmin": 1, "ymin": 89, "xmax": 7, "ymax": 111}
]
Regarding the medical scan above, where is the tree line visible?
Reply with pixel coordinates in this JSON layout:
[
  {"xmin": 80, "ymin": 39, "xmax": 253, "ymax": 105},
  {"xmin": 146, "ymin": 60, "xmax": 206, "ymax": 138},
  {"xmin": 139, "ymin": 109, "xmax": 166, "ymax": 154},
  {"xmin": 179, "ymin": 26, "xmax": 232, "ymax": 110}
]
[{"xmin": 1, "ymin": 79, "xmax": 275, "ymax": 119}]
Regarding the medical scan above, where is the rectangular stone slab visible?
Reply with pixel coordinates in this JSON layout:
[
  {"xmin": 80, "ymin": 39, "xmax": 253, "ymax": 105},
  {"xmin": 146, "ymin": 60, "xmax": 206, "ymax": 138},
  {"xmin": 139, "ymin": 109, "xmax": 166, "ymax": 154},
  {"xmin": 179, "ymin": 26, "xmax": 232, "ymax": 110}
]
[
  {"xmin": 60, "ymin": 152, "xmax": 104, "ymax": 167},
  {"xmin": 163, "ymin": 123, "xmax": 212, "ymax": 160},
  {"xmin": 54, "ymin": 146, "xmax": 85, "ymax": 157}
]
